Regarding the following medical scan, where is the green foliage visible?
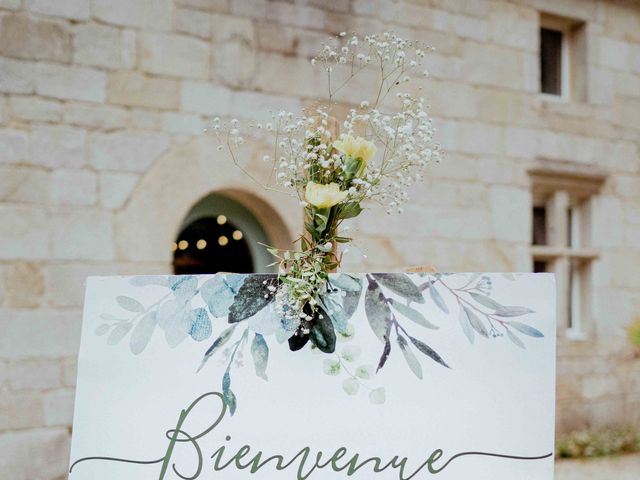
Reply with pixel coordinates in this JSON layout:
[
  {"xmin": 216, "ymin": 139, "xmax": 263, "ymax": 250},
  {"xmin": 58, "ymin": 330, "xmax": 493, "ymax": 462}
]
[
  {"xmin": 628, "ymin": 317, "xmax": 640, "ymax": 350},
  {"xmin": 556, "ymin": 427, "xmax": 640, "ymax": 459}
]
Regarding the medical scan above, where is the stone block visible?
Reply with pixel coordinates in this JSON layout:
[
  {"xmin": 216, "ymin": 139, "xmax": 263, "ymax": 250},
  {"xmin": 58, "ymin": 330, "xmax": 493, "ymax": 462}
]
[
  {"xmin": 453, "ymin": 121, "xmax": 504, "ymax": 156},
  {"xmin": 121, "ymin": 29, "xmax": 137, "ymax": 69},
  {"xmin": 175, "ymin": 7, "xmax": 211, "ymax": 38},
  {"xmin": 214, "ymin": 40, "xmax": 256, "ymax": 87},
  {"xmin": 51, "ymin": 209, "xmax": 114, "ymax": 260},
  {"xmin": 451, "ymin": 14, "xmax": 488, "ymax": 41},
  {"xmin": 0, "ymin": 128, "xmax": 27, "ymax": 164},
  {"xmin": 61, "ymin": 356, "xmax": 77, "ymax": 386},
  {"xmin": 615, "ymin": 72, "xmax": 640, "ymax": 98},
  {"xmin": 93, "ymin": 0, "xmax": 173, "ymax": 30},
  {"xmin": 176, "ymin": 0, "xmax": 228, "ymax": 12},
  {"xmin": 44, "ymin": 262, "xmax": 118, "ymax": 307},
  {"xmin": 428, "ymin": 80, "xmax": 478, "ymax": 119},
  {"xmin": 211, "ymin": 12, "xmax": 254, "ymax": 43},
  {"xmin": 588, "ymin": 66, "xmax": 615, "ymax": 105},
  {"xmin": 35, "ymin": 63, "xmax": 106, "ymax": 102},
  {"xmin": 0, "ymin": 205, "xmax": 50, "ymax": 259},
  {"xmin": 26, "ymin": 0, "xmax": 90, "ymax": 20},
  {"xmin": 98, "ymin": 172, "xmax": 139, "ymax": 209},
  {"xmin": 229, "ymin": 0, "xmax": 268, "ymax": 19},
  {"xmin": 108, "ymin": 70, "xmax": 179, "ymax": 109},
  {"xmin": 0, "ymin": 428, "xmax": 70, "ymax": 480},
  {"xmin": 161, "ymin": 112, "xmax": 205, "ymax": 134},
  {"xmin": 50, "ymin": 169, "xmax": 97, "ymax": 206},
  {"xmin": 63, "ymin": 102, "xmax": 128, "ymax": 129},
  {"xmin": 0, "ymin": 391, "xmax": 44, "ymax": 429},
  {"xmin": 9, "ymin": 358, "xmax": 62, "ymax": 390},
  {"xmin": 129, "ymin": 109, "xmax": 162, "ymax": 129},
  {"xmin": 30, "ymin": 125, "xmax": 86, "ymax": 168},
  {"xmin": 0, "ymin": 0, "xmax": 20, "ymax": 9},
  {"xmin": 253, "ymin": 52, "xmax": 322, "ymax": 98},
  {"xmin": 0, "ymin": 58, "xmax": 34, "ymax": 93},
  {"xmin": 461, "ymin": 42, "xmax": 523, "ymax": 89},
  {"xmin": 503, "ymin": 126, "xmax": 538, "ymax": 159},
  {"xmin": 0, "ymin": 308, "xmax": 81, "ymax": 358},
  {"xmin": 3, "ymin": 262, "xmax": 45, "ymax": 308},
  {"xmin": 230, "ymin": 90, "xmax": 303, "ymax": 120},
  {"xmin": 140, "ymin": 32, "xmax": 210, "ymax": 79},
  {"xmin": 90, "ymin": 132, "xmax": 170, "ymax": 172},
  {"xmin": 490, "ymin": 186, "xmax": 531, "ymax": 243},
  {"xmin": 73, "ymin": 23, "xmax": 123, "ymax": 68},
  {"xmin": 0, "ymin": 13, "xmax": 71, "ymax": 63},
  {"xmin": 488, "ymin": 2, "xmax": 537, "ymax": 52},
  {"xmin": 180, "ymin": 80, "xmax": 231, "ymax": 115},
  {"xmin": 264, "ymin": 2, "xmax": 326, "ymax": 29},
  {"xmin": 0, "ymin": 361, "xmax": 7, "ymax": 388},
  {"xmin": 0, "ymin": 166, "xmax": 49, "ymax": 204},
  {"xmin": 477, "ymin": 88, "xmax": 529, "ymax": 125},
  {"xmin": 9, "ymin": 96, "xmax": 61, "ymax": 122},
  {"xmin": 44, "ymin": 388, "xmax": 75, "ymax": 426},
  {"xmin": 597, "ymin": 36, "xmax": 630, "ymax": 71}
]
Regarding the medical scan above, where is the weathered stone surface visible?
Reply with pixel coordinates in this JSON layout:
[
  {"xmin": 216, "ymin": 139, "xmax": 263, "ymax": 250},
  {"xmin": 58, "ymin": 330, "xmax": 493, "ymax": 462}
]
[
  {"xmin": 490, "ymin": 186, "xmax": 530, "ymax": 242},
  {"xmin": 73, "ymin": 23, "xmax": 123, "ymax": 68},
  {"xmin": 0, "ymin": 166, "xmax": 49, "ymax": 204},
  {"xmin": 0, "ymin": 428, "xmax": 70, "ymax": 480},
  {"xmin": 214, "ymin": 40, "xmax": 257, "ymax": 87},
  {"xmin": 461, "ymin": 42, "xmax": 523, "ymax": 89},
  {"xmin": 175, "ymin": 7, "xmax": 211, "ymax": 38},
  {"xmin": 93, "ymin": 0, "xmax": 173, "ymax": 30},
  {"xmin": 9, "ymin": 359, "xmax": 61, "ymax": 390},
  {"xmin": 140, "ymin": 32, "xmax": 210, "ymax": 79},
  {"xmin": 89, "ymin": 132, "xmax": 170, "ymax": 172},
  {"xmin": 44, "ymin": 262, "xmax": 119, "ymax": 307},
  {"xmin": 43, "ymin": 389, "xmax": 75, "ymax": 426},
  {"xmin": 62, "ymin": 102, "xmax": 128, "ymax": 129},
  {"xmin": 180, "ymin": 80, "xmax": 231, "ymax": 115},
  {"xmin": 3, "ymin": 262, "xmax": 45, "ymax": 308},
  {"xmin": 26, "ymin": 0, "xmax": 90, "ymax": 20},
  {"xmin": 30, "ymin": 126, "xmax": 86, "ymax": 168},
  {"xmin": 98, "ymin": 172, "xmax": 139, "ymax": 209},
  {"xmin": 0, "ymin": 14, "xmax": 71, "ymax": 63},
  {"xmin": 176, "ymin": 0, "xmax": 228, "ymax": 12},
  {"xmin": 51, "ymin": 209, "xmax": 114, "ymax": 261},
  {"xmin": 0, "ymin": 129, "xmax": 28, "ymax": 164},
  {"xmin": 0, "ymin": 391, "xmax": 45, "ymax": 429},
  {"xmin": 9, "ymin": 96, "xmax": 61, "ymax": 122},
  {"xmin": 35, "ymin": 63, "xmax": 106, "ymax": 102},
  {"xmin": 161, "ymin": 112, "xmax": 205, "ymax": 134},
  {"xmin": 0, "ymin": 59, "xmax": 34, "ymax": 93},
  {"xmin": 107, "ymin": 71, "xmax": 179, "ymax": 109},
  {"xmin": 0, "ymin": 205, "xmax": 50, "ymax": 259},
  {"xmin": 50, "ymin": 169, "xmax": 97, "ymax": 206}
]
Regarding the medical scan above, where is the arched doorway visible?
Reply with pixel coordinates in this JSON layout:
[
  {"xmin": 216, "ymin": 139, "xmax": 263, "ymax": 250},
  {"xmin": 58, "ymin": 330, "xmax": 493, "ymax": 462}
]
[{"xmin": 173, "ymin": 193, "xmax": 275, "ymax": 274}]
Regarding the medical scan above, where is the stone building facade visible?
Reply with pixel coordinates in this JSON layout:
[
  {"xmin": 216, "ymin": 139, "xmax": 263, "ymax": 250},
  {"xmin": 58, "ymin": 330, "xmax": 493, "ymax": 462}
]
[{"xmin": 0, "ymin": 0, "xmax": 639, "ymax": 478}]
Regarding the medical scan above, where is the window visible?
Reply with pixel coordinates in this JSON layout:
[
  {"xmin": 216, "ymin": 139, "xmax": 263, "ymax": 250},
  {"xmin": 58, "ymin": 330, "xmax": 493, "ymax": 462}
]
[
  {"xmin": 529, "ymin": 164, "xmax": 606, "ymax": 338},
  {"xmin": 539, "ymin": 14, "xmax": 586, "ymax": 100}
]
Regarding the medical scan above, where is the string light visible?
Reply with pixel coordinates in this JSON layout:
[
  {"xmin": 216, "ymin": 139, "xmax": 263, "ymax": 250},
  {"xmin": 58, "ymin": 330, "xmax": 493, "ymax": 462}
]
[
  {"xmin": 217, "ymin": 215, "xmax": 227, "ymax": 225},
  {"xmin": 171, "ymin": 242, "xmax": 177, "ymax": 252},
  {"xmin": 232, "ymin": 230, "xmax": 243, "ymax": 240},
  {"xmin": 218, "ymin": 236, "xmax": 229, "ymax": 246},
  {"xmin": 196, "ymin": 239, "xmax": 207, "ymax": 250},
  {"xmin": 178, "ymin": 240, "xmax": 189, "ymax": 250}
]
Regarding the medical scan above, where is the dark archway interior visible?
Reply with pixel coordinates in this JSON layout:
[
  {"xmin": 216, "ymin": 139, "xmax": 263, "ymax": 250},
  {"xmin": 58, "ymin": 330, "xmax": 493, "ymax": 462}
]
[{"xmin": 173, "ymin": 216, "xmax": 254, "ymax": 274}]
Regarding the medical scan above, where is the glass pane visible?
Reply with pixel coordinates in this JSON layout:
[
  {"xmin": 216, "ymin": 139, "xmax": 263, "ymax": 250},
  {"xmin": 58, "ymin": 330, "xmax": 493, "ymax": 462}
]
[
  {"xmin": 532, "ymin": 206, "xmax": 547, "ymax": 245},
  {"xmin": 540, "ymin": 28, "xmax": 563, "ymax": 95}
]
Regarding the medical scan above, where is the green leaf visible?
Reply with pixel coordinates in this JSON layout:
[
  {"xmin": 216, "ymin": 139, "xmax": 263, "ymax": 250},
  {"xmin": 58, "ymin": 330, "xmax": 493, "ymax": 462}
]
[
  {"xmin": 330, "ymin": 274, "xmax": 362, "ymax": 292},
  {"xmin": 116, "ymin": 296, "xmax": 144, "ymax": 313},
  {"xmin": 458, "ymin": 308, "xmax": 474, "ymax": 344},
  {"xmin": 429, "ymin": 285, "xmax": 450, "ymax": 314},
  {"xmin": 338, "ymin": 202, "xmax": 363, "ymax": 219},
  {"xmin": 495, "ymin": 306, "xmax": 535, "ymax": 317},
  {"xmin": 323, "ymin": 358, "xmax": 341, "ymax": 375},
  {"xmin": 228, "ymin": 275, "xmax": 276, "ymax": 323},
  {"xmin": 462, "ymin": 305, "xmax": 489, "ymax": 338},
  {"xmin": 250, "ymin": 333, "xmax": 269, "ymax": 380},
  {"xmin": 372, "ymin": 273, "xmax": 425, "ymax": 304},
  {"xmin": 389, "ymin": 299, "xmax": 438, "ymax": 329},
  {"xmin": 342, "ymin": 378, "xmax": 360, "ymax": 396},
  {"xmin": 309, "ymin": 306, "xmax": 336, "ymax": 353},
  {"xmin": 376, "ymin": 330, "xmax": 391, "ymax": 372},
  {"xmin": 369, "ymin": 387, "xmax": 386, "ymax": 405},
  {"xmin": 469, "ymin": 292, "xmax": 503, "ymax": 311},
  {"xmin": 107, "ymin": 322, "xmax": 132, "ymax": 345},
  {"xmin": 341, "ymin": 345, "xmax": 361, "ymax": 362},
  {"xmin": 355, "ymin": 365, "xmax": 373, "ymax": 379},
  {"xmin": 129, "ymin": 312, "xmax": 156, "ymax": 355},
  {"xmin": 509, "ymin": 321, "xmax": 544, "ymax": 337},
  {"xmin": 364, "ymin": 280, "xmax": 392, "ymax": 342},
  {"xmin": 94, "ymin": 324, "xmax": 110, "ymax": 336},
  {"xmin": 408, "ymin": 336, "xmax": 450, "ymax": 368},
  {"xmin": 198, "ymin": 325, "xmax": 235, "ymax": 371},
  {"xmin": 397, "ymin": 335, "xmax": 423, "ymax": 379},
  {"xmin": 222, "ymin": 371, "xmax": 237, "ymax": 416},
  {"xmin": 186, "ymin": 308, "xmax": 212, "ymax": 342},
  {"xmin": 506, "ymin": 329, "xmax": 526, "ymax": 349}
]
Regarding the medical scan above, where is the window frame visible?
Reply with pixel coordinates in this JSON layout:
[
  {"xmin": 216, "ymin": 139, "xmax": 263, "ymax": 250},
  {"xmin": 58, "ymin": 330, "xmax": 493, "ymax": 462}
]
[{"xmin": 539, "ymin": 15, "xmax": 572, "ymax": 101}]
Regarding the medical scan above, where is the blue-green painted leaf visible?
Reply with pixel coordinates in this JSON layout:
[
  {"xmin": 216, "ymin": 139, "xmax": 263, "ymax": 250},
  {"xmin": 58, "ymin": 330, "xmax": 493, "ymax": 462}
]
[
  {"xmin": 94, "ymin": 324, "xmax": 110, "ymax": 336},
  {"xmin": 429, "ymin": 285, "xmax": 449, "ymax": 314},
  {"xmin": 169, "ymin": 276, "xmax": 198, "ymax": 305},
  {"xmin": 251, "ymin": 333, "xmax": 269, "ymax": 381},
  {"xmin": 330, "ymin": 274, "xmax": 362, "ymax": 292},
  {"xmin": 408, "ymin": 336, "xmax": 450, "ymax": 369},
  {"xmin": 369, "ymin": 387, "xmax": 386, "ymax": 405},
  {"xmin": 129, "ymin": 312, "xmax": 157, "ymax": 355},
  {"xmin": 462, "ymin": 305, "xmax": 489, "ymax": 338},
  {"xmin": 228, "ymin": 275, "xmax": 277, "ymax": 323},
  {"xmin": 397, "ymin": 335, "xmax": 423, "ymax": 379},
  {"xmin": 389, "ymin": 299, "xmax": 438, "ymax": 329},
  {"xmin": 309, "ymin": 306, "xmax": 336, "ymax": 353},
  {"xmin": 458, "ymin": 308, "xmax": 474, "ymax": 344},
  {"xmin": 222, "ymin": 371, "xmax": 237, "ymax": 415},
  {"xmin": 116, "ymin": 296, "xmax": 144, "ymax": 313},
  {"xmin": 107, "ymin": 322, "xmax": 132, "ymax": 345},
  {"xmin": 201, "ymin": 276, "xmax": 244, "ymax": 317},
  {"xmin": 129, "ymin": 276, "xmax": 169, "ymax": 287},
  {"xmin": 199, "ymin": 324, "xmax": 236, "ymax": 371},
  {"xmin": 509, "ymin": 321, "xmax": 544, "ymax": 337},
  {"xmin": 364, "ymin": 280, "xmax": 392, "ymax": 342},
  {"xmin": 187, "ymin": 308, "xmax": 212, "ymax": 341},
  {"xmin": 469, "ymin": 292, "xmax": 503, "ymax": 310},
  {"xmin": 506, "ymin": 329, "xmax": 526, "ymax": 349},
  {"xmin": 373, "ymin": 273, "xmax": 425, "ymax": 304},
  {"xmin": 495, "ymin": 306, "xmax": 535, "ymax": 317}
]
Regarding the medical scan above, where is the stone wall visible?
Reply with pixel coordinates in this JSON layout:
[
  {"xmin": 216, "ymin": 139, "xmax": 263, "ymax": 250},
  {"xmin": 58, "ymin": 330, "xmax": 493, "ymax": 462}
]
[{"xmin": 0, "ymin": 0, "xmax": 639, "ymax": 478}]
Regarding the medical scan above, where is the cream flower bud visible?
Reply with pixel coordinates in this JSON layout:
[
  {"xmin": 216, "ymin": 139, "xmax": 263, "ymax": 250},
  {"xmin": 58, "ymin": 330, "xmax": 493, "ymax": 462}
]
[
  {"xmin": 304, "ymin": 181, "xmax": 348, "ymax": 209},
  {"xmin": 333, "ymin": 134, "xmax": 377, "ymax": 163}
]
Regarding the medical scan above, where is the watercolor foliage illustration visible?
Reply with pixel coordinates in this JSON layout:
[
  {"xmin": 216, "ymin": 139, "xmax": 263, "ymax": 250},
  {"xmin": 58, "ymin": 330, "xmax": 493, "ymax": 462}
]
[{"xmin": 94, "ymin": 273, "xmax": 545, "ymax": 414}]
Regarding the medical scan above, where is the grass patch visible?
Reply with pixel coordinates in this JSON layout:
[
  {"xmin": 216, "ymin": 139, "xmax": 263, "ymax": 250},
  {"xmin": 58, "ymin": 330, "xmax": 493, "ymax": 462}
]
[{"xmin": 557, "ymin": 426, "xmax": 640, "ymax": 459}]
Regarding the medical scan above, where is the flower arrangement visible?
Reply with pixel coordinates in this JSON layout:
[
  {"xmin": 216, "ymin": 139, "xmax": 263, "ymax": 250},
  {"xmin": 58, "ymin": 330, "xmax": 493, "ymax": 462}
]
[{"xmin": 211, "ymin": 32, "xmax": 443, "ymax": 352}]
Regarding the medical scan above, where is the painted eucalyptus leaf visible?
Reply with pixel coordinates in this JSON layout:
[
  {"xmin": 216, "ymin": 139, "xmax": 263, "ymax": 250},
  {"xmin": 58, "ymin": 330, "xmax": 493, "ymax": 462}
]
[
  {"xmin": 376, "ymin": 331, "xmax": 391, "ymax": 372},
  {"xmin": 199, "ymin": 325, "xmax": 236, "ymax": 371},
  {"xmin": 342, "ymin": 378, "xmax": 360, "ymax": 396},
  {"xmin": 251, "ymin": 333, "xmax": 269, "ymax": 381},
  {"xmin": 397, "ymin": 335, "xmax": 423, "ymax": 380},
  {"xmin": 169, "ymin": 276, "xmax": 198, "ymax": 305},
  {"xmin": 469, "ymin": 292, "xmax": 503, "ymax": 311},
  {"xmin": 129, "ymin": 312, "xmax": 157, "ymax": 355},
  {"xmin": 222, "ymin": 371, "xmax": 237, "ymax": 415},
  {"xmin": 129, "ymin": 276, "xmax": 169, "ymax": 287},
  {"xmin": 323, "ymin": 358, "xmax": 341, "ymax": 375},
  {"xmin": 94, "ymin": 324, "xmax": 110, "ymax": 336},
  {"xmin": 309, "ymin": 306, "xmax": 336, "ymax": 353},
  {"xmin": 429, "ymin": 285, "xmax": 450, "ymax": 314},
  {"xmin": 506, "ymin": 329, "xmax": 526, "ymax": 349},
  {"xmin": 364, "ymin": 281, "xmax": 392, "ymax": 342},
  {"xmin": 495, "ymin": 306, "xmax": 535, "ymax": 317},
  {"xmin": 369, "ymin": 387, "xmax": 386, "ymax": 405},
  {"xmin": 228, "ymin": 276, "xmax": 276, "ymax": 323},
  {"xmin": 462, "ymin": 305, "xmax": 489, "ymax": 338},
  {"xmin": 389, "ymin": 299, "xmax": 438, "ymax": 330},
  {"xmin": 330, "ymin": 274, "xmax": 362, "ymax": 292},
  {"xmin": 186, "ymin": 308, "xmax": 212, "ymax": 342},
  {"xmin": 372, "ymin": 273, "xmax": 424, "ymax": 304},
  {"xmin": 458, "ymin": 308, "xmax": 475, "ymax": 344},
  {"xmin": 201, "ymin": 276, "xmax": 243, "ymax": 318},
  {"xmin": 408, "ymin": 336, "xmax": 450, "ymax": 369},
  {"xmin": 355, "ymin": 365, "xmax": 373, "ymax": 379},
  {"xmin": 107, "ymin": 322, "xmax": 132, "ymax": 345},
  {"xmin": 341, "ymin": 345, "xmax": 361, "ymax": 362},
  {"xmin": 509, "ymin": 321, "xmax": 544, "ymax": 337},
  {"xmin": 116, "ymin": 296, "xmax": 144, "ymax": 313}
]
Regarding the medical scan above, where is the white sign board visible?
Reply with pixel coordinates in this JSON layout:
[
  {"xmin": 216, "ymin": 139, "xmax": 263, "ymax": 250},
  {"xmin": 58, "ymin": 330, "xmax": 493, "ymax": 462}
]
[{"xmin": 69, "ymin": 273, "xmax": 556, "ymax": 480}]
